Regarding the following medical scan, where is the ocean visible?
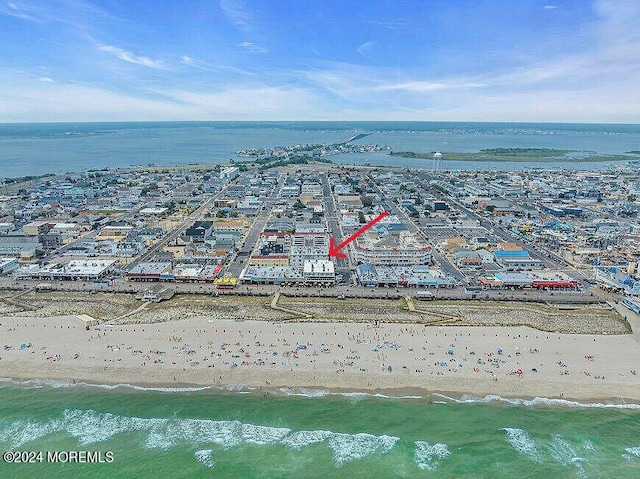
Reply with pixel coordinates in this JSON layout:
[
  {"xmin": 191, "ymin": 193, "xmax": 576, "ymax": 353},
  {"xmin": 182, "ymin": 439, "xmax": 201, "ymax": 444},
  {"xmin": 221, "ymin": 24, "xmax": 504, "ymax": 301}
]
[
  {"xmin": 1, "ymin": 381, "xmax": 639, "ymax": 478},
  {"xmin": 1, "ymin": 121, "xmax": 639, "ymax": 179}
]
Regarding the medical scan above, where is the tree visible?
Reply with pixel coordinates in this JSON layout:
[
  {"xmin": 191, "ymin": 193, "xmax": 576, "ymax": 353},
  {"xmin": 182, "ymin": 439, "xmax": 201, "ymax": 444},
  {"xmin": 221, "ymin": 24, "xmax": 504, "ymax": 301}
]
[
  {"xmin": 361, "ymin": 195, "xmax": 373, "ymax": 207},
  {"xmin": 358, "ymin": 211, "xmax": 366, "ymax": 224}
]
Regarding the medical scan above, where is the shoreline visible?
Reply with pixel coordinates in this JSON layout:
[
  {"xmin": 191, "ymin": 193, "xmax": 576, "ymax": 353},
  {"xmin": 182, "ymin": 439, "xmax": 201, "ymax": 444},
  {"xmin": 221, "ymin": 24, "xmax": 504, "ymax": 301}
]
[
  {"xmin": 1, "ymin": 314, "xmax": 639, "ymax": 405},
  {"xmin": 2, "ymin": 374, "xmax": 640, "ymax": 409}
]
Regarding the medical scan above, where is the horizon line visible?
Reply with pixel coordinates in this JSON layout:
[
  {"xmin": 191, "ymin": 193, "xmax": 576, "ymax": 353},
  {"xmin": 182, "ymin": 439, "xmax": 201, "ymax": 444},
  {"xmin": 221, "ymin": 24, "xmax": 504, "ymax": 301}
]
[{"xmin": 1, "ymin": 120, "xmax": 639, "ymax": 126}]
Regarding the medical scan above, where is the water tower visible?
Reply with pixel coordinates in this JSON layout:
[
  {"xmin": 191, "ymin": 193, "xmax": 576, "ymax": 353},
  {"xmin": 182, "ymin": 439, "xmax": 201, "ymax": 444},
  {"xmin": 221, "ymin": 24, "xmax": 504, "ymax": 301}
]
[{"xmin": 433, "ymin": 152, "xmax": 443, "ymax": 172}]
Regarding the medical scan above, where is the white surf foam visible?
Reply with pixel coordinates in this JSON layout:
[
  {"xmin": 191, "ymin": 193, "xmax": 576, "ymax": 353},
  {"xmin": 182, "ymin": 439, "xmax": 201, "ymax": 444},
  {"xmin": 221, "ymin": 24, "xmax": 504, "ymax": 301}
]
[
  {"xmin": 502, "ymin": 428, "xmax": 541, "ymax": 463},
  {"xmin": 194, "ymin": 449, "xmax": 216, "ymax": 468},
  {"xmin": 276, "ymin": 388, "xmax": 422, "ymax": 400},
  {"xmin": 281, "ymin": 430, "xmax": 334, "ymax": 449},
  {"xmin": 623, "ymin": 446, "xmax": 640, "ymax": 460},
  {"xmin": 547, "ymin": 434, "xmax": 588, "ymax": 478},
  {"xmin": 326, "ymin": 432, "xmax": 399, "ymax": 467},
  {"xmin": 277, "ymin": 388, "xmax": 331, "ymax": 398},
  {"xmin": 0, "ymin": 377, "xmax": 212, "ymax": 393},
  {"xmin": 0, "ymin": 417, "xmax": 64, "ymax": 449},
  {"xmin": 280, "ymin": 429, "xmax": 399, "ymax": 467},
  {"xmin": 194, "ymin": 449, "xmax": 215, "ymax": 468},
  {"xmin": 435, "ymin": 393, "xmax": 640, "ymax": 410},
  {"xmin": 242, "ymin": 423, "xmax": 291, "ymax": 445},
  {"xmin": 122, "ymin": 384, "xmax": 211, "ymax": 393},
  {"xmin": 0, "ymin": 409, "xmax": 413, "ymax": 470},
  {"xmin": 414, "ymin": 441, "xmax": 451, "ymax": 471}
]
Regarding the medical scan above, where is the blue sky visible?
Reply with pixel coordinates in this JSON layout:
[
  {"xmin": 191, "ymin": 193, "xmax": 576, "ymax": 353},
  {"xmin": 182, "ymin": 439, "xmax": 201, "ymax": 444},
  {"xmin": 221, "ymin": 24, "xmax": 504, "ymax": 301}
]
[{"xmin": 0, "ymin": 0, "xmax": 638, "ymax": 122}]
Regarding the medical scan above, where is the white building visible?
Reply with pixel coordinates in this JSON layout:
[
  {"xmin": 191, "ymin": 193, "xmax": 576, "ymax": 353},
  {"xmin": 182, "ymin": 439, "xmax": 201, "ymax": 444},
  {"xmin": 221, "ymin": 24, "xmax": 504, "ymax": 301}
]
[
  {"xmin": 303, "ymin": 260, "xmax": 335, "ymax": 283},
  {"xmin": 29, "ymin": 260, "xmax": 117, "ymax": 281},
  {"xmin": 301, "ymin": 182, "xmax": 323, "ymax": 197},
  {"xmin": 351, "ymin": 230, "xmax": 432, "ymax": 266},
  {"xmin": 219, "ymin": 166, "xmax": 240, "ymax": 181},
  {"xmin": 0, "ymin": 257, "xmax": 18, "ymax": 275},
  {"xmin": 290, "ymin": 233, "xmax": 329, "ymax": 268}
]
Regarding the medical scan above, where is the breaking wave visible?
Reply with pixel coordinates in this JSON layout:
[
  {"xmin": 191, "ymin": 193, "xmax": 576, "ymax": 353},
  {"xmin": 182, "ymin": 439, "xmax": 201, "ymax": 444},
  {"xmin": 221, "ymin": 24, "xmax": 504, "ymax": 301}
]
[{"xmin": 0, "ymin": 409, "xmax": 414, "ymax": 469}]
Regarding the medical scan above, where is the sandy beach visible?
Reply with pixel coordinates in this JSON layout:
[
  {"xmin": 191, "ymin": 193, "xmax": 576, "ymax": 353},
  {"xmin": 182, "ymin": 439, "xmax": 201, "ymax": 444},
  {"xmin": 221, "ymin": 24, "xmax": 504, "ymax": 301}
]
[{"xmin": 1, "ymin": 313, "xmax": 639, "ymax": 402}]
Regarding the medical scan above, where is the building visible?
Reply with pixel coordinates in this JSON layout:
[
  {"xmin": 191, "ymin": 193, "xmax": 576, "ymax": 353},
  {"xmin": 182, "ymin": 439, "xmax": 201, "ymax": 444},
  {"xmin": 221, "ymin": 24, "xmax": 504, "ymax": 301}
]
[
  {"xmin": 248, "ymin": 232, "xmax": 291, "ymax": 266},
  {"xmin": 452, "ymin": 250, "xmax": 482, "ymax": 268},
  {"xmin": 302, "ymin": 259, "xmax": 335, "ymax": 284},
  {"xmin": 281, "ymin": 185, "xmax": 300, "ymax": 197},
  {"xmin": 355, "ymin": 264, "xmax": 455, "ymax": 288},
  {"xmin": 494, "ymin": 250, "xmax": 544, "ymax": 271},
  {"xmin": 97, "ymin": 225, "xmax": 134, "ymax": 239},
  {"xmin": 238, "ymin": 265, "xmax": 304, "ymax": 285},
  {"xmin": 29, "ymin": 260, "xmax": 117, "ymax": 281},
  {"xmin": 22, "ymin": 221, "xmax": 50, "ymax": 236},
  {"xmin": 290, "ymin": 232, "xmax": 329, "ymax": 268},
  {"xmin": 301, "ymin": 182, "xmax": 323, "ymax": 197},
  {"xmin": 0, "ymin": 257, "xmax": 18, "ymax": 275},
  {"xmin": 352, "ymin": 230, "xmax": 431, "ymax": 266},
  {"xmin": 0, "ymin": 235, "xmax": 40, "ymax": 257},
  {"xmin": 39, "ymin": 233, "xmax": 63, "ymax": 252},
  {"xmin": 219, "ymin": 166, "xmax": 239, "ymax": 180},
  {"xmin": 185, "ymin": 221, "xmax": 214, "ymax": 242},
  {"xmin": 126, "ymin": 262, "xmax": 173, "ymax": 281}
]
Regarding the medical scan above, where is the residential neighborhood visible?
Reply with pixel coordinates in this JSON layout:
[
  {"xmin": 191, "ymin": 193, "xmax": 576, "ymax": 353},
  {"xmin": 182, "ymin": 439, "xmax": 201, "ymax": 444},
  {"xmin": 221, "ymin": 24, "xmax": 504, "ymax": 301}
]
[{"xmin": 1, "ymin": 158, "xmax": 639, "ymax": 311}]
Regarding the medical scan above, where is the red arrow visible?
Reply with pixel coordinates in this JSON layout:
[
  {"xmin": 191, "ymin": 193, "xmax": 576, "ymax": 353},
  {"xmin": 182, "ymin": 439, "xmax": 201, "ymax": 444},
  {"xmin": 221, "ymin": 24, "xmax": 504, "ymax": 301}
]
[{"xmin": 329, "ymin": 211, "xmax": 389, "ymax": 259}]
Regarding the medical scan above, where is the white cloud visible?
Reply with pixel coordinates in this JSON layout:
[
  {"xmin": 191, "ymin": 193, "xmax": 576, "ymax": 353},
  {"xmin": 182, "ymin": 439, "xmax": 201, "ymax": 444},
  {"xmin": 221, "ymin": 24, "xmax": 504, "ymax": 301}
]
[
  {"xmin": 167, "ymin": 85, "xmax": 320, "ymax": 119},
  {"xmin": 99, "ymin": 45, "xmax": 167, "ymax": 69},
  {"xmin": 377, "ymin": 81, "xmax": 486, "ymax": 92},
  {"xmin": 0, "ymin": 82, "xmax": 193, "ymax": 122},
  {"xmin": 356, "ymin": 41, "xmax": 376, "ymax": 58},
  {"xmin": 219, "ymin": 0, "xmax": 251, "ymax": 32},
  {"xmin": 180, "ymin": 55, "xmax": 195, "ymax": 66},
  {"xmin": 180, "ymin": 55, "xmax": 257, "ymax": 76},
  {"xmin": 238, "ymin": 42, "xmax": 267, "ymax": 54},
  {"xmin": 0, "ymin": 1, "xmax": 45, "ymax": 21},
  {"xmin": 543, "ymin": 5, "xmax": 557, "ymax": 9},
  {"xmin": 38, "ymin": 76, "xmax": 54, "ymax": 82}
]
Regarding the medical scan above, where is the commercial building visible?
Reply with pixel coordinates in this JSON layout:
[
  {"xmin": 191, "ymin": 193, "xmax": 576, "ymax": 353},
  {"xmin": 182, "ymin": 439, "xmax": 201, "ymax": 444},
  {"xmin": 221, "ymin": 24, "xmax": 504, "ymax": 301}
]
[
  {"xmin": 352, "ymin": 230, "xmax": 431, "ymax": 266},
  {"xmin": 290, "ymin": 232, "xmax": 329, "ymax": 268},
  {"xmin": 126, "ymin": 262, "xmax": 173, "ymax": 281},
  {"xmin": 27, "ymin": 260, "xmax": 117, "ymax": 281},
  {"xmin": 0, "ymin": 257, "xmax": 18, "ymax": 275},
  {"xmin": 0, "ymin": 235, "xmax": 40, "ymax": 257},
  {"xmin": 493, "ymin": 250, "xmax": 544, "ymax": 271},
  {"xmin": 219, "ymin": 166, "xmax": 239, "ymax": 181},
  {"xmin": 355, "ymin": 264, "xmax": 455, "ymax": 288},
  {"xmin": 302, "ymin": 259, "xmax": 335, "ymax": 284},
  {"xmin": 248, "ymin": 232, "xmax": 291, "ymax": 266},
  {"xmin": 238, "ymin": 265, "xmax": 304, "ymax": 285}
]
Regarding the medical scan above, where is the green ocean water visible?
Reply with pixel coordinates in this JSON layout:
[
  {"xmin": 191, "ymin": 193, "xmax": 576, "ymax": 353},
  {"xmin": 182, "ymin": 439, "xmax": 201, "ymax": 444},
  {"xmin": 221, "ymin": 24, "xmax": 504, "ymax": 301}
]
[{"xmin": 0, "ymin": 381, "xmax": 639, "ymax": 478}]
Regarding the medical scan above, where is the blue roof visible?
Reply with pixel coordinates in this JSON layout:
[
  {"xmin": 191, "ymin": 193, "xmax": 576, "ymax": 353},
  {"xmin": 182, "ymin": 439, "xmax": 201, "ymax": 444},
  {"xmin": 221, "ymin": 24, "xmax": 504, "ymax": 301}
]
[
  {"xmin": 494, "ymin": 250, "xmax": 530, "ymax": 258},
  {"xmin": 357, "ymin": 263, "xmax": 376, "ymax": 273}
]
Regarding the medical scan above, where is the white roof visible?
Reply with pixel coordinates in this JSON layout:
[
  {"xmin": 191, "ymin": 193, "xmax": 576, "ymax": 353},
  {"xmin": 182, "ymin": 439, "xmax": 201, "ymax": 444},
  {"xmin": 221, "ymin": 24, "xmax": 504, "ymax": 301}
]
[{"xmin": 303, "ymin": 260, "xmax": 334, "ymax": 274}]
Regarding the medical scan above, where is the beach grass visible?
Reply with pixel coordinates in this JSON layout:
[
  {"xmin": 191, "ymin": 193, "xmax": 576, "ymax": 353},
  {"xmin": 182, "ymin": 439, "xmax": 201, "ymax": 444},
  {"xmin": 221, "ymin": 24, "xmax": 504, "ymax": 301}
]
[{"xmin": 2, "ymin": 291, "xmax": 630, "ymax": 334}]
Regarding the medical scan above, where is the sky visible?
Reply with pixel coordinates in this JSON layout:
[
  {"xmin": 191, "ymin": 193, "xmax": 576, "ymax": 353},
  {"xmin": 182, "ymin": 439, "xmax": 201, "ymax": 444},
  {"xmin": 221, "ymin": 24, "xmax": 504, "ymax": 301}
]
[{"xmin": 0, "ymin": 0, "xmax": 639, "ymax": 123}]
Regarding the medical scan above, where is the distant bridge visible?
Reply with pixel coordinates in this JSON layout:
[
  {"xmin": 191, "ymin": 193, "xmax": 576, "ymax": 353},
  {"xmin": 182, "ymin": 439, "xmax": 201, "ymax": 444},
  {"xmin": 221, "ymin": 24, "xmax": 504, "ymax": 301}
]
[{"xmin": 339, "ymin": 132, "xmax": 372, "ymax": 144}]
